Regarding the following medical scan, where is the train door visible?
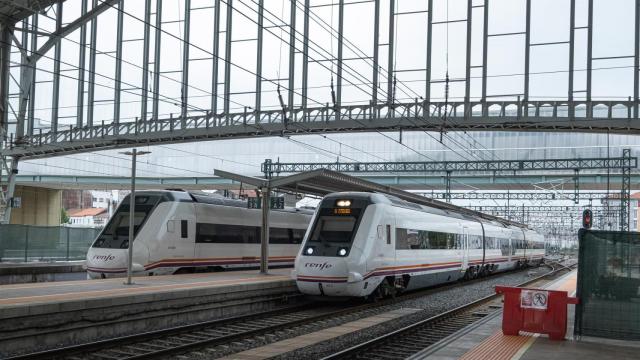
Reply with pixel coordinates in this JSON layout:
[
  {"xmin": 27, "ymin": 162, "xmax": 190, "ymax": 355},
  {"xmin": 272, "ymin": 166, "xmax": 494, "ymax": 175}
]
[
  {"xmin": 462, "ymin": 226, "xmax": 469, "ymax": 271},
  {"xmin": 168, "ymin": 204, "xmax": 196, "ymax": 260}
]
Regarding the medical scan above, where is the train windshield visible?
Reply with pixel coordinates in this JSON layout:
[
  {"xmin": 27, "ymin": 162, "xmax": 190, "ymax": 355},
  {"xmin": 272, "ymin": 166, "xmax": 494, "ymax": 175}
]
[
  {"xmin": 92, "ymin": 195, "xmax": 162, "ymax": 249},
  {"xmin": 303, "ymin": 198, "xmax": 368, "ymax": 257}
]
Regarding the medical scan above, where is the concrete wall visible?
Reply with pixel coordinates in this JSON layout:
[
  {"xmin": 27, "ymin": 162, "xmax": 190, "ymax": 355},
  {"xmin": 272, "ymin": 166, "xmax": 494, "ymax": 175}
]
[{"xmin": 10, "ymin": 186, "xmax": 62, "ymax": 225}]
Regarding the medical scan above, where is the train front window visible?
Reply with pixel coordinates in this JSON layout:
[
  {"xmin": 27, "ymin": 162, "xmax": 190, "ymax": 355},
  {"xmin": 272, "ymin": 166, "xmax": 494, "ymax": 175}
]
[
  {"xmin": 304, "ymin": 200, "xmax": 367, "ymax": 257},
  {"xmin": 310, "ymin": 216, "xmax": 357, "ymax": 243},
  {"xmin": 92, "ymin": 195, "xmax": 161, "ymax": 249}
]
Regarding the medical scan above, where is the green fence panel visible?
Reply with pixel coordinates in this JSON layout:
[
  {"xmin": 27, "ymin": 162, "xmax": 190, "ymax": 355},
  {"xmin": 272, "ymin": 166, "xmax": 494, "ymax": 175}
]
[
  {"xmin": 0, "ymin": 225, "xmax": 101, "ymax": 262},
  {"xmin": 575, "ymin": 229, "xmax": 640, "ymax": 340}
]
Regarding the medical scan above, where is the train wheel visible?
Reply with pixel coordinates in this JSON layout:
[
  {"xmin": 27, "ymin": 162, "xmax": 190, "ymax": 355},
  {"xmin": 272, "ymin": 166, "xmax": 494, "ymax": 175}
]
[{"xmin": 369, "ymin": 278, "xmax": 397, "ymax": 301}]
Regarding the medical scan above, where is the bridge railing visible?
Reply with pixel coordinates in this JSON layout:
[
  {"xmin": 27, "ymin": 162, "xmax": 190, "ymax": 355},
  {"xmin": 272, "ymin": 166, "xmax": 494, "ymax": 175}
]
[{"xmin": 2, "ymin": 99, "xmax": 638, "ymax": 152}]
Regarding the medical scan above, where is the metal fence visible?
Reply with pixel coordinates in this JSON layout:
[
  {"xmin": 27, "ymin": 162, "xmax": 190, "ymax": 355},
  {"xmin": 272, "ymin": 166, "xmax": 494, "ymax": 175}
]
[
  {"xmin": 575, "ymin": 229, "xmax": 640, "ymax": 340},
  {"xmin": 0, "ymin": 225, "xmax": 101, "ymax": 262}
]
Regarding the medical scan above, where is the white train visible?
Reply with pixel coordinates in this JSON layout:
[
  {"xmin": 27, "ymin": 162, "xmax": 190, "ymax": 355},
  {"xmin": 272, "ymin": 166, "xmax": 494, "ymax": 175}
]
[
  {"xmin": 293, "ymin": 192, "xmax": 545, "ymax": 299},
  {"xmin": 86, "ymin": 190, "xmax": 312, "ymax": 279}
]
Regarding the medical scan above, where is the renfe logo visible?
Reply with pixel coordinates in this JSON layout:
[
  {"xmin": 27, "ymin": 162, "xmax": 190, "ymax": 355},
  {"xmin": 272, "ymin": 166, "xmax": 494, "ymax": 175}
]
[
  {"xmin": 93, "ymin": 254, "xmax": 116, "ymax": 262},
  {"xmin": 304, "ymin": 262, "xmax": 333, "ymax": 270}
]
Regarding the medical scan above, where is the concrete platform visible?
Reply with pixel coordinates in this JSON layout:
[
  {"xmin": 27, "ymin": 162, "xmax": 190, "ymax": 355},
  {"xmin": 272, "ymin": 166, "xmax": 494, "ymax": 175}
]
[
  {"xmin": 0, "ymin": 261, "xmax": 86, "ymax": 284},
  {"xmin": 0, "ymin": 269, "xmax": 298, "ymax": 357},
  {"xmin": 412, "ymin": 271, "xmax": 639, "ymax": 360}
]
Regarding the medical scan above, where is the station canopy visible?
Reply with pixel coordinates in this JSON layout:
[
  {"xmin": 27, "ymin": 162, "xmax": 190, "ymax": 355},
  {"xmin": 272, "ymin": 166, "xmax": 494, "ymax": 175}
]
[{"xmin": 213, "ymin": 168, "xmax": 526, "ymax": 228}]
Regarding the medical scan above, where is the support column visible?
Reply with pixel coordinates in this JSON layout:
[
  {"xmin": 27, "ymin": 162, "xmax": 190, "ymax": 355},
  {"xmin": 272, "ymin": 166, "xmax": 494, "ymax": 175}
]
[
  {"xmin": 3, "ymin": 158, "xmax": 19, "ymax": 224},
  {"xmin": 574, "ymin": 169, "xmax": 579, "ymax": 204},
  {"xmin": 445, "ymin": 171, "xmax": 452, "ymax": 203},
  {"xmin": 387, "ymin": 0, "xmax": 395, "ymax": 105},
  {"xmin": 288, "ymin": 0, "xmax": 297, "ymax": 111},
  {"xmin": 181, "ymin": 0, "xmax": 191, "ymax": 123},
  {"xmin": 635, "ymin": 0, "xmax": 639, "ymax": 118},
  {"xmin": 18, "ymin": 19, "xmax": 29, "ymax": 131},
  {"xmin": 211, "ymin": 0, "xmax": 221, "ymax": 117},
  {"xmin": 113, "ymin": 0, "xmax": 124, "ymax": 126},
  {"xmin": 372, "ymin": 0, "xmax": 379, "ymax": 105},
  {"xmin": 621, "ymin": 148, "xmax": 631, "ymax": 231},
  {"xmin": 140, "ymin": 0, "xmax": 151, "ymax": 121},
  {"xmin": 523, "ymin": 0, "xmax": 531, "ymax": 117},
  {"xmin": 0, "ymin": 25, "xmax": 9, "ymax": 139},
  {"xmin": 255, "ymin": 0, "xmax": 264, "ymax": 112},
  {"xmin": 77, "ymin": 0, "xmax": 87, "ymax": 127},
  {"xmin": 28, "ymin": 15, "xmax": 37, "ymax": 135},
  {"xmin": 481, "ymin": 0, "xmax": 489, "ymax": 116},
  {"xmin": 223, "ymin": 0, "xmax": 233, "ymax": 121},
  {"xmin": 464, "ymin": 0, "xmax": 472, "ymax": 118},
  {"xmin": 51, "ymin": 2, "xmax": 63, "ymax": 133},
  {"xmin": 425, "ymin": 0, "xmax": 433, "ymax": 106},
  {"xmin": 569, "ymin": 0, "xmax": 575, "ymax": 119},
  {"xmin": 152, "ymin": 0, "xmax": 163, "ymax": 120},
  {"xmin": 87, "ymin": 0, "xmax": 98, "ymax": 127},
  {"xmin": 336, "ymin": 0, "xmax": 344, "ymax": 107},
  {"xmin": 586, "ymin": 0, "xmax": 593, "ymax": 117},
  {"xmin": 260, "ymin": 187, "xmax": 271, "ymax": 274}
]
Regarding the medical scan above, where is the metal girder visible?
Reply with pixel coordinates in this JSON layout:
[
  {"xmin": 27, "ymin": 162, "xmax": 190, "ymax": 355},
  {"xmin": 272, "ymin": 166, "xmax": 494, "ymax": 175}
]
[
  {"xmin": 621, "ymin": 148, "xmax": 632, "ymax": 231},
  {"xmin": 468, "ymin": 205, "xmax": 608, "ymax": 212},
  {"xmin": 5, "ymin": 102, "xmax": 640, "ymax": 159},
  {"xmin": 419, "ymin": 191, "xmax": 611, "ymax": 201},
  {"xmin": 0, "ymin": 0, "xmax": 62, "ymax": 23},
  {"xmin": 262, "ymin": 151, "xmax": 637, "ymax": 175}
]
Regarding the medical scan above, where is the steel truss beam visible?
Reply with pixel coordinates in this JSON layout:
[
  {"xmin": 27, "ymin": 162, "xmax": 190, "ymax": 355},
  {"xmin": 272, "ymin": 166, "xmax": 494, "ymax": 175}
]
[
  {"xmin": 262, "ymin": 152, "xmax": 637, "ymax": 175},
  {"xmin": 467, "ymin": 205, "xmax": 608, "ymax": 212},
  {"xmin": 419, "ymin": 191, "xmax": 611, "ymax": 201},
  {"xmin": 5, "ymin": 101, "xmax": 640, "ymax": 159}
]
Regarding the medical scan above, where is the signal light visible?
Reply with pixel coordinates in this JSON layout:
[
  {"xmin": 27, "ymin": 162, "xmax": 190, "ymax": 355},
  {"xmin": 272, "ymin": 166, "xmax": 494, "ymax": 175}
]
[{"xmin": 582, "ymin": 209, "xmax": 593, "ymax": 229}]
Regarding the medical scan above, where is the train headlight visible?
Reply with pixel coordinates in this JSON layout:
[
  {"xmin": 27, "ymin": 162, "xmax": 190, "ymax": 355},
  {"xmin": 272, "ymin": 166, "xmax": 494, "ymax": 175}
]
[
  {"xmin": 338, "ymin": 248, "xmax": 348, "ymax": 256},
  {"xmin": 305, "ymin": 247, "xmax": 315, "ymax": 255},
  {"xmin": 336, "ymin": 200, "xmax": 351, "ymax": 207}
]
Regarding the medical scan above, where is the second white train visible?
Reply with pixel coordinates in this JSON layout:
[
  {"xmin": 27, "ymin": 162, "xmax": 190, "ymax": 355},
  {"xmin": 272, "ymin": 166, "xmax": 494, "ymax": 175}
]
[{"xmin": 293, "ymin": 192, "xmax": 545, "ymax": 298}]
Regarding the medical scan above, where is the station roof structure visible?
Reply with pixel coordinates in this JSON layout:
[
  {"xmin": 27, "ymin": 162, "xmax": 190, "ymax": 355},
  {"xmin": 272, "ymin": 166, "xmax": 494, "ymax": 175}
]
[
  {"xmin": 0, "ymin": 0, "xmax": 61, "ymax": 23},
  {"xmin": 213, "ymin": 168, "xmax": 527, "ymax": 228}
]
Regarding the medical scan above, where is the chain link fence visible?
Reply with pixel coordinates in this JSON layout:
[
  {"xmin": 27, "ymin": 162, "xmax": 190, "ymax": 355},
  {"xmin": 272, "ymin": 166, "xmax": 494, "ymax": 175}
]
[
  {"xmin": 0, "ymin": 225, "xmax": 101, "ymax": 262},
  {"xmin": 575, "ymin": 229, "xmax": 640, "ymax": 340}
]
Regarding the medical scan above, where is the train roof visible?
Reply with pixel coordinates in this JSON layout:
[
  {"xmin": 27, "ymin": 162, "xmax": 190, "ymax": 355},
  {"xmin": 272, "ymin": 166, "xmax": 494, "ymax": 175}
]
[
  {"xmin": 322, "ymin": 191, "xmax": 532, "ymax": 230},
  {"xmin": 124, "ymin": 189, "xmax": 314, "ymax": 215}
]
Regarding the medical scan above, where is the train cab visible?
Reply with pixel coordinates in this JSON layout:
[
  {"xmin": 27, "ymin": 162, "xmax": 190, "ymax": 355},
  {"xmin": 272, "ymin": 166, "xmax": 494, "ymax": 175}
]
[{"xmin": 293, "ymin": 193, "xmax": 385, "ymax": 297}]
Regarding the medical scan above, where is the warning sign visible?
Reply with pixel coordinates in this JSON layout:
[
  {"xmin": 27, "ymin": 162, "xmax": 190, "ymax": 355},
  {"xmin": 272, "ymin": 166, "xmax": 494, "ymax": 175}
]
[{"xmin": 520, "ymin": 289, "xmax": 548, "ymax": 310}]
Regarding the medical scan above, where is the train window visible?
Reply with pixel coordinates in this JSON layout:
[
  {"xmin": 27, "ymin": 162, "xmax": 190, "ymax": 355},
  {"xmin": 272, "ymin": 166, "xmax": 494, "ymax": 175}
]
[
  {"xmin": 291, "ymin": 229, "xmax": 306, "ymax": 244},
  {"xmin": 196, "ymin": 223, "xmax": 304, "ymax": 244},
  {"xmin": 309, "ymin": 216, "xmax": 357, "ymax": 243},
  {"xmin": 181, "ymin": 220, "xmax": 188, "ymax": 238},
  {"xmin": 386, "ymin": 225, "xmax": 391, "ymax": 245},
  {"xmin": 396, "ymin": 228, "xmax": 459, "ymax": 250},
  {"xmin": 196, "ymin": 223, "xmax": 245, "ymax": 243},
  {"xmin": 269, "ymin": 228, "xmax": 291, "ymax": 244}
]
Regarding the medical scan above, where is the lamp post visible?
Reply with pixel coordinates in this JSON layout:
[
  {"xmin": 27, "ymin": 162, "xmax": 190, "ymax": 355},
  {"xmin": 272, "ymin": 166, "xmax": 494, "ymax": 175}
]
[{"xmin": 120, "ymin": 149, "xmax": 151, "ymax": 285}]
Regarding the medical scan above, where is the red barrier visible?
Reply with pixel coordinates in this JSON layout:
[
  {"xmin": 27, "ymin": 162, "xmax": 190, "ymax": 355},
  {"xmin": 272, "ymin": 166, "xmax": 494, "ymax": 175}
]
[{"xmin": 495, "ymin": 286, "xmax": 579, "ymax": 340}]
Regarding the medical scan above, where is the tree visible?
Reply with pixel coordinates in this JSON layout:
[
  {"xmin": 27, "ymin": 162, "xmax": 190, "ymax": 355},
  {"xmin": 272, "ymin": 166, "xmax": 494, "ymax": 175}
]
[{"xmin": 61, "ymin": 208, "xmax": 70, "ymax": 224}]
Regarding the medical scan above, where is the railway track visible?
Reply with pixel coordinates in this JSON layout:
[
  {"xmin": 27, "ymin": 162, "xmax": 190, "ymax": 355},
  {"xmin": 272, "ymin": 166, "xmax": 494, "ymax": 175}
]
[
  {"xmin": 321, "ymin": 261, "xmax": 575, "ymax": 360},
  {"xmin": 7, "ymin": 265, "xmax": 559, "ymax": 360}
]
